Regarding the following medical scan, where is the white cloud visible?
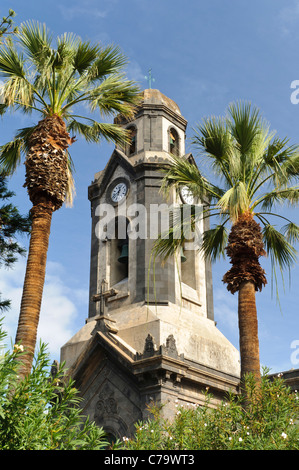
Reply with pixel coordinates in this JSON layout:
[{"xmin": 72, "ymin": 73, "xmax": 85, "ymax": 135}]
[
  {"xmin": 213, "ymin": 287, "xmax": 239, "ymax": 349},
  {"xmin": 279, "ymin": 1, "xmax": 299, "ymax": 35},
  {"xmin": 58, "ymin": 0, "xmax": 118, "ymax": 21},
  {"xmin": 0, "ymin": 258, "xmax": 87, "ymax": 361},
  {"xmin": 125, "ymin": 60, "xmax": 147, "ymax": 84},
  {"xmin": 214, "ymin": 287, "xmax": 238, "ymax": 331}
]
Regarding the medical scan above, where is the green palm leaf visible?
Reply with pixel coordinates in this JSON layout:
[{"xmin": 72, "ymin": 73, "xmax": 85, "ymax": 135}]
[
  {"xmin": 201, "ymin": 223, "xmax": 229, "ymax": 262},
  {"xmin": 262, "ymin": 224, "xmax": 297, "ymax": 270},
  {"xmin": 0, "ymin": 139, "xmax": 24, "ymax": 175}
]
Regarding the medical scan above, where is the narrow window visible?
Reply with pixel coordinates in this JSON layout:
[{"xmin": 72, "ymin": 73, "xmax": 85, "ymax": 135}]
[
  {"xmin": 127, "ymin": 126, "xmax": 137, "ymax": 155},
  {"xmin": 169, "ymin": 128, "xmax": 179, "ymax": 156},
  {"xmin": 110, "ymin": 217, "xmax": 129, "ymax": 286}
]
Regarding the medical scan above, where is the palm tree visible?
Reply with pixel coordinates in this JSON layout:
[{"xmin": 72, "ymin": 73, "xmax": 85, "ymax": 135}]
[
  {"xmin": 0, "ymin": 21, "xmax": 141, "ymax": 377},
  {"xmin": 153, "ymin": 101, "xmax": 299, "ymax": 384}
]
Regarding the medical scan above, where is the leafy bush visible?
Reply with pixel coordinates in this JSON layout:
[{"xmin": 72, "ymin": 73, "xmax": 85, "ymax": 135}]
[
  {"xmin": 0, "ymin": 320, "xmax": 108, "ymax": 450},
  {"xmin": 122, "ymin": 372, "xmax": 299, "ymax": 450}
]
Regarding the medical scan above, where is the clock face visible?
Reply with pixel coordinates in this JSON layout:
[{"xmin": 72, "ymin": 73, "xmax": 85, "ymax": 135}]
[
  {"xmin": 180, "ymin": 186, "xmax": 194, "ymax": 204},
  {"xmin": 110, "ymin": 182, "xmax": 128, "ymax": 203}
]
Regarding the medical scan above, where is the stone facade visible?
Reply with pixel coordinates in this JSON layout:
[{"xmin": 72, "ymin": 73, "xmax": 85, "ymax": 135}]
[{"xmin": 60, "ymin": 89, "xmax": 241, "ymax": 440}]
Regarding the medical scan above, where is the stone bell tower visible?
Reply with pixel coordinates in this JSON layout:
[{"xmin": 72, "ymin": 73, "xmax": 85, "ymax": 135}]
[{"xmin": 60, "ymin": 89, "xmax": 240, "ymax": 440}]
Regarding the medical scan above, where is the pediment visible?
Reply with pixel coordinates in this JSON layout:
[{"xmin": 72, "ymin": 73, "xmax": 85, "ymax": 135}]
[{"xmin": 88, "ymin": 148, "xmax": 136, "ymax": 201}]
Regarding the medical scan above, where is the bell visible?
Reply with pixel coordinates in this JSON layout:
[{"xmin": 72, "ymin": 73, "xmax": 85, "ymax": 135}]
[
  {"xmin": 118, "ymin": 243, "xmax": 129, "ymax": 264},
  {"xmin": 180, "ymin": 247, "xmax": 187, "ymax": 263}
]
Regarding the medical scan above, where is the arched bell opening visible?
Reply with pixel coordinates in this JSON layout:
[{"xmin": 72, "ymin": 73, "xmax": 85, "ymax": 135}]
[
  {"xmin": 109, "ymin": 216, "xmax": 129, "ymax": 287},
  {"xmin": 126, "ymin": 125, "xmax": 137, "ymax": 156},
  {"xmin": 168, "ymin": 127, "xmax": 180, "ymax": 156}
]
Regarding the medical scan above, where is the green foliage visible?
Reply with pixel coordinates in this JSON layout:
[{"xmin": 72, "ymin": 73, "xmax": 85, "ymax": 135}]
[
  {"xmin": 0, "ymin": 174, "xmax": 30, "ymax": 267},
  {"xmin": 0, "ymin": 320, "xmax": 108, "ymax": 450},
  {"xmin": 0, "ymin": 10, "xmax": 17, "ymax": 41},
  {"xmin": 0, "ymin": 174, "xmax": 30, "ymax": 311},
  {"xmin": 122, "ymin": 372, "xmax": 299, "ymax": 450},
  {"xmin": 0, "ymin": 20, "xmax": 141, "ymax": 200},
  {"xmin": 153, "ymin": 101, "xmax": 299, "ymax": 297}
]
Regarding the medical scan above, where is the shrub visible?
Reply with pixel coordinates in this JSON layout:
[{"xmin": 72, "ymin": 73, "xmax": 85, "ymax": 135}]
[
  {"xmin": 122, "ymin": 372, "xmax": 299, "ymax": 450},
  {"xmin": 0, "ymin": 320, "xmax": 108, "ymax": 450}
]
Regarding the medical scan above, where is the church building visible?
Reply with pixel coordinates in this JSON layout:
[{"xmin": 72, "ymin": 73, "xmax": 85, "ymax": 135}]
[{"xmin": 60, "ymin": 89, "xmax": 240, "ymax": 440}]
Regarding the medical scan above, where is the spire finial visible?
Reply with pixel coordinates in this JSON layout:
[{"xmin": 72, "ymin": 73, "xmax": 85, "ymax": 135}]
[{"xmin": 144, "ymin": 68, "xmax": 155, "ymax": 89}]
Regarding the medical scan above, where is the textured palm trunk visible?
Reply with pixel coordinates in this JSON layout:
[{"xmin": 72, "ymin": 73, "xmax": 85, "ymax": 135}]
[
  {"xmin": 14, "ymin": 114, "xmax": 71, "ymax": 378},
  {"xmin": 223, "ymin": 211, "xmax": 267, "ymax": 385},
  {"xmin": 15, "ymin": 199, "xmax": 53, "ymax": 377},
  {"xmin": 238, "ymin": 281, "xmax": 261, "ymax": 382}
]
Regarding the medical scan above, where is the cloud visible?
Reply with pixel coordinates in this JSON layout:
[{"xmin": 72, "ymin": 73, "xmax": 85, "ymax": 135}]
[
  {"xmin": 58, "ymin": 0, "xmax": 118, "ymax": 21},
  {"xmin": 0, "ymin": 258, "xmax": 87, "ymax": 361},
  {"xmin": 279, "ymin": 1, "xmax": 299, "ymax": 35},
  {"xmin": 213, "ymin": 287, "xmax": 239, "ymax": 348},
  {"xmin": 125, "ymin": 60, "xmax": 146, "ymax": 84}
]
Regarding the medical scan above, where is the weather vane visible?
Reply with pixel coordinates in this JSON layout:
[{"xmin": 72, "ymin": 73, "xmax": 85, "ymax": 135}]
[{"xmin": 145, "ymin": 68, "xmax": 155, "ymax": 89}]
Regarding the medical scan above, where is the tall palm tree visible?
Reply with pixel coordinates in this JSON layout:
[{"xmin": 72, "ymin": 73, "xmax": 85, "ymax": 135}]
[
  {"xmin": 0, "ymin": 21, "xmax": 141, "ymax": 377},
  {"xmin": 153, "ymin": 101, "xmax": 299, "ymax": 384}
]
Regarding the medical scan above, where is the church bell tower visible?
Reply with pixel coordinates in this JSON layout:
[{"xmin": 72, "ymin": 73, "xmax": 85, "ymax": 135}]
[{"xmin": 60, "ymin": 89, "xmax": 240, "ymax": 440}]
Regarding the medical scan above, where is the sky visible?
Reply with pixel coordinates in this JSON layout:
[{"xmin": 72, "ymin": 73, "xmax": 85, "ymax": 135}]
[{"xmin": 0, "ymin": 0, "xmax": 298, "ymax": 374}]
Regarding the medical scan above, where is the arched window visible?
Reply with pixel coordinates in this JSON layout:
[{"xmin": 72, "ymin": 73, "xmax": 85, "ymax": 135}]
[
  {"xmin": 169, "ymin": 127, "xmax": 179, "ymax": 156},
  {"xmin": 109, "ymin": 216, "xmax": 129, "ymax": 286},
  {"xmin": 126, "ymin": 125, "xmax": 137, "ymax": 155}
]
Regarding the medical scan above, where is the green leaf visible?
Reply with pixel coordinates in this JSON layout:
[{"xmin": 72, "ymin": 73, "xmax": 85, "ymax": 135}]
[
  {"xmin": 262, "ymin": 224, "xmax": 297, "ymax": 271},
  {"xmin": 201, "ymin": 223, "xmax": 228, "ymax": 262},
  {"xmin": 281, "ymin": 222, "xmax": 299, "ymax": 243},
  {"xmin": 0, "ymin": 139, "xmax": 24, "ymax": 175},
  {"xmin": 227, "ymin": 100, "xmax": 262, "ymax": 155},
  {"xmin": 17, "ymin": 20, "xmax": 52, "ymax": 68}
]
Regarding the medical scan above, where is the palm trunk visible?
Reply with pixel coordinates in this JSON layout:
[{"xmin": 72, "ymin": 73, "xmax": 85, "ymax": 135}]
[
  {"xmin": 223, "ymin": 212, "xmax": 267, "ymax": 386},
  {"xmin": 14, "ymin": 114, "xmax": 71, "ymax": 377},
  {"xmin": 15, "ymin": 198, "xmax": 53, "ymax": 377},
  {"xmin": 238, "ymin": 280, "xmax": 261, "ymax": 383}
]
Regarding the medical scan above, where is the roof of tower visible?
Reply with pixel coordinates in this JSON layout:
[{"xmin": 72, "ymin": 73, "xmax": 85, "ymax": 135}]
[{"xmin": 142, "ymin": 89, "xmax": 181, "ymax": 115}]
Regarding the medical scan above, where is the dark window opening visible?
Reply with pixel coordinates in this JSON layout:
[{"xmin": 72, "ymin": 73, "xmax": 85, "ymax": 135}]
[
  {"xmin": 127, "ymin": 126, "xmax": 137, "ymax": 155},
  {"xmin": 169, "ymin": 128, "xmax": 179, "ymax": 156}
]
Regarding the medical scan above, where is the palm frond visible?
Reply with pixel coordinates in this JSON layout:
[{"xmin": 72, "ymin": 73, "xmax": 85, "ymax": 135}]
[
  {"xmin": 281, "ymin": 222, "xmax": 299, "ymax": 244},
  {"xmin": 64, "ymin": 156, "xmax": 76, "ymax": 207},
  {"xmin": 0, "ymin": 138, "xmax": 24, "ymax": 175},
  {"xmin": 0, "ymin": 103, "xmax": 7, "ymax": 115},
  {"xmin": 67, "ymin": 117, "xmax": 132, "ymax": 147},
  {"xmin": 217, "ymin": 181, "xmax": 250, "ymax": 222},
  {"xmin": 86, "ymin": 73, "xmax": 141, "ymax": 119},
  {"xmin": 191, "ymin": 116, "xmax": 238, "ymax": 188},
  {"xmin": 192, "ymin": 116, "xmax": 229, "ymax": 161},
  {"xmin": 0, "ymin": 41, "xmax": 25, "ymax": 79},
  {"xmin": 152, "ymin": 203, "xmax": 203, "ymax": 261},
  {"xmin": 73, "ymin": 41, "xmax": 101, "ymax": 75},
  {"xmin": 261, "ymin": 222, "xmax": 298, "ymax": 298},
  {"xmin": 161, "ymin": 153, "xmax": 223, "ymax": 202},
  {"xmin": 227, "ymin": 101, "xmax": 262, "ymax": 155},
  {"xmin": 56, "ymin": 32, "xmax": 79, "ymax": 66},
  {"xmin": 201, "ymin": 222, "xmax": 229, "ymax": 262},
  {"xmin": 256, "ymin": 186, "xmax": 299, "ymax": 211},
  {"xmin": 17, "ymin": 20, "xmax": 52, "ymax": 69},
  {"xmin": 86, "ymin": 44, "xmax": 128, "ymax": 82},
  {"xmin": 67, "ymin": 119, "xmax": 101, "ymax": 143},
  {"xmin": 262, "ymin": 224, "xmax": 297, "ymax": 271},
  {"xmin": 14, "ymin": 126, "xmax": 36, "ymax": 152}
]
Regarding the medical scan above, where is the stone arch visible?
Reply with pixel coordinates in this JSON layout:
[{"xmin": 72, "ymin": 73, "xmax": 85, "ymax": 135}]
[
  {"xmin": 168, "ymin": 126, "xmax": 180, "ymax": 156},
  {"xmin": 107, "ymin": 216, "xmax": 129, "ymax": 287},
  {"xmin": 126, "ymin": 125, "xmax": 137, "ymax": 156}
]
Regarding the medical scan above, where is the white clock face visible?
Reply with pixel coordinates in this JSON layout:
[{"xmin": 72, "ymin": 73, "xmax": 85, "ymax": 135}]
[
  {"xmin": 180, "ymin": 186, "xmax": 194, "ymax": 204},
  {"xmin": 111, "ymin": 182, "xmax": 128, "ymax": 202}
]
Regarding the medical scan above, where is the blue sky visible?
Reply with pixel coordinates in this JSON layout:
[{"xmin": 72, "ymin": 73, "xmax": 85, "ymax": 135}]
[{"xmin": 0, "ymin": 0, "xmax": 298, "ymax": 374}]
